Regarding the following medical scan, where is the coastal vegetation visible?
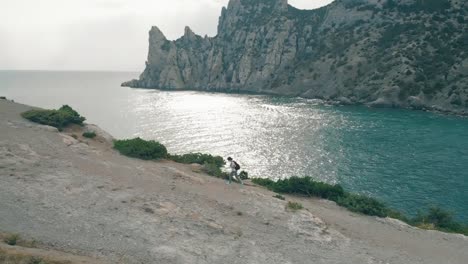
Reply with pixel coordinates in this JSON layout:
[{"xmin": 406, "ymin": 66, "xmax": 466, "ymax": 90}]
[
  {"xmin": 113, "ymin": 138, "xmax": 250, "ymax": 182},
  {"xmin": 21, "ymin": 105, "xmax": 85, "ymax": 130},
  {"xmin": 198, "ymin": 162, "xmax": 228, "ymax": 179},
  {"xmin": 113, "ymin": 138, "xmax": 233, "ymax": 179},
  {"xmin": 251, "ymin": 177, "xmax": 468, "ymax": 235},
  {"xmin": 113, "ymin": 138, "xmax": 168, "ymax": 160},
  {"xmin": 168, "ymin": 153, "xmax": 225, "ymax": 168}
]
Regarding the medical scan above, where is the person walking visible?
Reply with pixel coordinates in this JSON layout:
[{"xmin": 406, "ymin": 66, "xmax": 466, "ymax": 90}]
[{"xmin": 227, "ymin": 157, "xmax": 243, "ymax": 185}]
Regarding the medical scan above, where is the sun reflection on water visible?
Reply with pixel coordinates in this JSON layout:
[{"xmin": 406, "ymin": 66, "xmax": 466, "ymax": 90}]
[{"xmin": 128, "ymin": 90, "xmax": 342, "ymax": 183}]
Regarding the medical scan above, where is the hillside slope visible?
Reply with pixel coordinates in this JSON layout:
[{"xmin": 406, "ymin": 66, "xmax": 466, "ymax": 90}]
[
  {"xmin": 124, "ymin": 0, "xmax": 468, "ymax": 114},
  {"xmin": 1, "ymin": 100, "xmax": 468, "ymax": 264}
]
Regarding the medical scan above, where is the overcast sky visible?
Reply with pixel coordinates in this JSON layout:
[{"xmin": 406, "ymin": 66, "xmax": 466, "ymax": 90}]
[{"xmin": 1, "ymin": 0, "xmax": 334, "ymax": 71}]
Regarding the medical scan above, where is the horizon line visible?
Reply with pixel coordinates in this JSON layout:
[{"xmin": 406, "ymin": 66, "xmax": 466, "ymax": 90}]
[{"xmin": 0, "ymin": 69, "xmax": 141, "ymax": 73}]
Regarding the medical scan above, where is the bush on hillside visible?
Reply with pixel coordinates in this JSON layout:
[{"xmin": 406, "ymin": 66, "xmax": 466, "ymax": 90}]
[
  {"xmin": 21, "ymin": 105, "xmax": 85, "ymax": 130},
  {"xmin": 168, "ymin": 153, "xmax": 225, "ymax": 167},
  {"xmin": 239, "ymin": 170, "xmax": 249, "ymax": 180},
  {"xmin": 82, "ymin": 131, "xmax": 96, "ymax": 139},
  {"xmin": 336, "ymin": 193, "xmax": 388, "ymax": 217},
  {"xmin": 251, "ymin": 178, "xmax": 276, "ymax": 188},
  {"xmin": 3, "ymin": 234, "xmax": 19, "ymax": 246},
  {"xmin": 252, "ymin": 176, "xmax": 344, "ymax": 200},
  {"xmin": 411, "ymin": 207, "xmax": 467, "ymax": 235},
  {"xmin": 113, "ymin": 138, "xmax": 167, "ymax": 160},
  {"xmin": 202, "ymin": 162, "xmax": 229, "ymax": 179},
  {"xmin": 252, "ymin": 177, "xmax": 387, "ymax": 217}
]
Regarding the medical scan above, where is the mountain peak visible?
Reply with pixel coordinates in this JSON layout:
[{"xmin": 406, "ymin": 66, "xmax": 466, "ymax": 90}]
[
  {"xmin": 149, "ymin": 26, "xmax": 167, "ymax": 41},
  {"xmin": 184, "ymin": 26, "xmax": 195, "ymax": 37}
]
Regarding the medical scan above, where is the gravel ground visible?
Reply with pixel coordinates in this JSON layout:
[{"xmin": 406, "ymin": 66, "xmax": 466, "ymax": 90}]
[{"xmin": 0, "ymin": 99, "xmax": 467, "ymax": 264}]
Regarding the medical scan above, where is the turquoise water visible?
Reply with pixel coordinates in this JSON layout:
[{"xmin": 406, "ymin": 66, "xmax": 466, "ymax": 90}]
[{"xmin": 1, "ymin": 71, "xmax": 467, "ymax": 221}]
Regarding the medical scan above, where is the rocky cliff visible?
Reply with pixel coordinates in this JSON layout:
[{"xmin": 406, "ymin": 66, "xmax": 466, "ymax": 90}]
[{"xmin": 123, "ymin": 0, "xmax": 468, "ymax": 114}]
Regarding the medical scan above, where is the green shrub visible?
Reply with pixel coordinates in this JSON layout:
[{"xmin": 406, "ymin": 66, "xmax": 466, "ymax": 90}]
[
  {"xmin": 4, "ymin": 233, "xmax": 20, "ymax": 245},
  {"xmin": 253, "ymin": 176, "xmax": 344, "ymax": 200},
  {"xmin": 114, "ymin": 138, "xmax": 168, "ymax": 160},
  {"xmin": 21, "ymin": 105, "xmax": 85, "ymax": 130},
  {"xmin": 286, "ymin": 201, "xmax": 303, "ymax": 211},
  {"xmin": 336, "ymin": 193, "xmax": 388, "ymax": 217},
  {"xmin": 251, "ymin": 178, "xmax": 276, "ymax": 188},
  {"xmin": 386, "ymin": 208, "xmax": 410, "ymax": 222},
  {"xmin": 411, "ymin": 207, "xmax": 467, "ymax": 235},
  {"xmin": 82, "ymin": 131, "xmax": 96, "ymax": 139},
  {"xmin": 239, "ymin": 170, "xmax": 249, "ymax": 180},
  {"xmin": 202, "ymin": 162, "xmax": 229, "ymax": 179},
  {"xmin": 168, "ymin": 153, "xmax": 225, "ymax": 167}
]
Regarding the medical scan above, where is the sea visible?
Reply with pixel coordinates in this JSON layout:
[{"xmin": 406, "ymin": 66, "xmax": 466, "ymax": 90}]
[{"xmin": 1, "ymin": 70, "xmax": 467, "ymax": 221}]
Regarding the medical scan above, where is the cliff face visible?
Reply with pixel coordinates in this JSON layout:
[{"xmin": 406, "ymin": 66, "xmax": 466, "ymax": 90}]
[{"xmin": 123, "ymin": 0, "xmax": 468, "ymax": 114}]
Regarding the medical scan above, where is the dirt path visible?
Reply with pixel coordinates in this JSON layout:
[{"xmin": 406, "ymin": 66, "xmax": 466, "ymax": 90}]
[{"xmin": 0, "ymin": 99, "xmax": 467, "ymax": 264}]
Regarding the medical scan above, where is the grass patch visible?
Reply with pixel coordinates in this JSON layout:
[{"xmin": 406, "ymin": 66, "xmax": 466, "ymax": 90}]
[
  {"xmin": 114, "ymin": 138, "xmax": 168, "ymax": 160},
  {"xmin": 286, "ymin": 201, "xmax": 303, "ymax": 211},
  {"xmin": 1, "ymin": 233, "xmax": 37, "ymax": 248},
  {"xmin": 273, "ymin": 194, "xmax": 286, "ymax": 200},
  {"xmin": 21, "ymin": 105, "xmax": 85, "ymax": 130},
  {"xmin": 82, "ymin": 131, "xmax": 96, "ymax": 139},
  {"xmin": 4, "ymin": 233, "xmax": 20, "ymax": 246},
  {"xmin": 252, "ymin": 177, "xmax": 468, "ymax": 235}
]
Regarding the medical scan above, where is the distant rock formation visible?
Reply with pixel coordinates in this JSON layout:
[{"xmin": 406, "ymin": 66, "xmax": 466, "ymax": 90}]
[{"xmin": 123, "ymin": 0, "xmax": 468, "ymax": 114}]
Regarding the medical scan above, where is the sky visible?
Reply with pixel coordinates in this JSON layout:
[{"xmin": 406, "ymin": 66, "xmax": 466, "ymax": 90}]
[{"xmin": 0, "ymin": 0, "xmax": 334, "ymax": 71}]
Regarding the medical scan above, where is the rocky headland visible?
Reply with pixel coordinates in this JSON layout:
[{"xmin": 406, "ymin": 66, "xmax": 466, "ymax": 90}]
[{"xmin": 123, "ymin": 0, "xmax": 468, "ymax": 115}]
